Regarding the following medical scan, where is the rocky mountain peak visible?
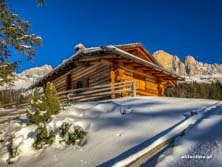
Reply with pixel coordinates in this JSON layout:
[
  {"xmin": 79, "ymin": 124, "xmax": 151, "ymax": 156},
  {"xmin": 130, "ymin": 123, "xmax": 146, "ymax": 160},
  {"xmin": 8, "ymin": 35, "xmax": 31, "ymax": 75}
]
[
  {"xmin": 19, "ymin": 65, "xmax": 53, "ymax": 79},
  {"xmin": 184, "ymin": 55, "xmax": 196, "ymax": 66},
  {"xmin": 0, "ymin": 65, "xmax": 53, "ymax": 90},
  {"xmin": 153, "ymin": 50, "xmax": 222, "ymax": 81},
  {"xmin": 153, "ymin": 50, "xmax": 175, "ymax": 69}
]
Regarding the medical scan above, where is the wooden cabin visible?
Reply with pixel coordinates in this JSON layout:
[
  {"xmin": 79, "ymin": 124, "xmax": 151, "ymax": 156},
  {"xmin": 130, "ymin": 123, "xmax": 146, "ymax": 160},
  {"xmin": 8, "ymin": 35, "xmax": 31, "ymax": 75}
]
[{"xmin": 30, "ymin": 43, "xmax": 182, "ymax": 99}]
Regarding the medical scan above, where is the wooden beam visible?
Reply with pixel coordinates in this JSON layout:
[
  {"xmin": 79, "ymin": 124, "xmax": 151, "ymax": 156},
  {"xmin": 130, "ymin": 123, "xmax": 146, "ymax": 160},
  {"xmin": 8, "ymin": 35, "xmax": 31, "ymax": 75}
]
[
  {"xmin": 78, "ymin": 57, "xmax": 100, "ymax": 62},
  {"xmin": 112, "ymin": 58, "xmax": 131, "ymax": 61},
  {"xmin": 139, "ymin": 67, "xmax": 153, "ymax": 70},
  {"xmin": 155, "ymin": 73, "xmax": 169, "ymax": 77},
  {"xmin": 160, "ymin": 77, "xmax": 176, "ymax": 80},
  {"xmin": 119, "ymin": 65, "xmax": 158, "ymax": 81},
  {"xmin": 144, "ymin": 70, "xmax": 162, "ymax": 74},
  {"xmin": 100, "ymin": 59, "xmax": 113, "ymax": 66},
  {"xmin": 78, "ymin": 54, "xmax": 120, "ymax": 62},
  {"xmin": 122, "ymin": 62, "xmax": 143, "ymax": 67},
  {"xmin": 136, "ymin": 68, "xmax": 144, "ymax": 73},
  {"xmin": 125, "ymin": 65, "xmax": 135, "ymax": 70},
  {"xmin": 74, "ymin": 61, "xmax": 89, "ymax": 67}
]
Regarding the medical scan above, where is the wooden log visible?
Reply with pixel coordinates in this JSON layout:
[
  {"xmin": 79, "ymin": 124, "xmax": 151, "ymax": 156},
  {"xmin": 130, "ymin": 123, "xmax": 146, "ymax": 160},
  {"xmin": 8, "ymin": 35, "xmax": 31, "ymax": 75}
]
[
  {"xmin": 120, "ymin": 65, "xmax": 158, "ymax": 81},
  {"xmin": 76, "ymin": 95, "xmax": 110, "ymax": 102},
  {"xmin": 57, "ymin": 81, "xmax": 135, "ymax": 95},
  {"xmin": 89, "ymin": 68, "xmax": 110, "ymax": 80},
  {"xmin": 67, "ymin": 84, "xmax": 131, "ymax": 98},
  {"xmin": 89, "ymin": 73, "xmax": 109, "ymax": 84},
  {"xmin": 136, "ymin": 89, "xmax": 158, "ymax": 96},
  {"xmin": 70, "ymin": 64, "xmax": 106, "ymax": 82},
  {"xmin": 70, "ymin": 63, "xmax": 101, "ymax": 81},
  {"xmin": 88, "ymin": 66, "xmax": 110, "ymax": 81},
  {"xmin": 68, "ymin": 89, "xmax": 131, "ymax": 101},
  {"xmin": 89, "ymin": 78, "xmax": 110, "ymax": 87}
]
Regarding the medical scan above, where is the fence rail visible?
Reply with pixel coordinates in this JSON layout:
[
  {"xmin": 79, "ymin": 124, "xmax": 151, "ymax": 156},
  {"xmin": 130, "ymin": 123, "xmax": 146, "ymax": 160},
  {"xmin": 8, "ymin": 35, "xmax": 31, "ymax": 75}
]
[{"xmin": 58, "ymin": 80, "xmax": 137, "ymax": 103}]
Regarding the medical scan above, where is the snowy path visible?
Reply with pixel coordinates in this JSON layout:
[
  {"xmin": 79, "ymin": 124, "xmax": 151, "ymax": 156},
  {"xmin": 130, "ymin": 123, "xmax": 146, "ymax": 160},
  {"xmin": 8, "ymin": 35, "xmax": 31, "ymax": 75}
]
[
  {"xmin": 0, "ymin": 97, "xmax": 220, "ymax": 167},
  {"xmin": 142, "ymin": 101, "xmax": 222, "ymax": 167}
]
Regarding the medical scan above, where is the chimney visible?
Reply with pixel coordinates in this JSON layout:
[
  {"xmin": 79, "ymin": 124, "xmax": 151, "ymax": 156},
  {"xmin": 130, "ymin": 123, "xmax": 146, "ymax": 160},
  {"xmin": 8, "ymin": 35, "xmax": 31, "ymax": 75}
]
[{"xmin": 74, "ymin": 43, "xmax": 85, "ymax": 51}]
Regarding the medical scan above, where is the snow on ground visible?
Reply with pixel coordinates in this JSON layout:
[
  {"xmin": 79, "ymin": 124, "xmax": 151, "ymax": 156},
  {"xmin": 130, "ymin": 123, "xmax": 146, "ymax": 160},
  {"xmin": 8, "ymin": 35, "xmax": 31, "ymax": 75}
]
[
  {"xmin": 0, "ymin": 96, "xmax": 220, "ymax": 167},
  {"xmin": 143, "ymin": 101, "xmax": 222, "ymax": 167}
]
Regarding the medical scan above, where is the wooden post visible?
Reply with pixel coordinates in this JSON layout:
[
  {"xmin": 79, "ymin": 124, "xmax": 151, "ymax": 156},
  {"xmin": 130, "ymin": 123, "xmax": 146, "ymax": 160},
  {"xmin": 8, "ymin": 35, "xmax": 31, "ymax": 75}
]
[
  {"xmin": 110, "ymin": 69, "xmax": 116, "ymax": 99},
  {"xmin": 158, "ymin": 81, "xmax": 165, "ymax": 96},
  {"xmin": 132, "ymin": 80, "xmax": 136, "ymax": 97}
]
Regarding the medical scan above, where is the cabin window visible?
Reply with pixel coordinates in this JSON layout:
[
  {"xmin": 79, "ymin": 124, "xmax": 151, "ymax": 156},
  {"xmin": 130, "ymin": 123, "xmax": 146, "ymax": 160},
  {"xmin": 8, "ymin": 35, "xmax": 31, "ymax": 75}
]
[
  {"xmin": 77, "ymin": 80, "xmax": 84, "ymax": 88},
  {"xmin": 76, "ymin": 77, "xmax": 89, "ymax": 89}
]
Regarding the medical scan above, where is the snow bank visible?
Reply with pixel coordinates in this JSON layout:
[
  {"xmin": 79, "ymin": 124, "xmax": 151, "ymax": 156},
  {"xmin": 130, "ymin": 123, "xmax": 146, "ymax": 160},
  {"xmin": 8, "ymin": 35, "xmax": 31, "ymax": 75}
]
[
  {"xmin": 0, "ymin": 116, "xmax": 88, "ymax": 165},
  {"xmin": 0, "ymin": 96, "xmax": 220, "ymax": 167},
  {"xmin": 150, "ymin": 103, "xmax": 222, "ymax": 167}
]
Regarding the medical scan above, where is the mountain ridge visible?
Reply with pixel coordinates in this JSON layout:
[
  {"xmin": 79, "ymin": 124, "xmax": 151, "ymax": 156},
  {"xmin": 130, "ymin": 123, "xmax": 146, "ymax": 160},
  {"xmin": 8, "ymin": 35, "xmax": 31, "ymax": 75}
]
[
  {"xmin": 0, "ymin": 65, "xmax": 53, "ymax": 90},
  {"xmin": 153, "ymin": 50, "xmax": 222, "ymax": 82}
]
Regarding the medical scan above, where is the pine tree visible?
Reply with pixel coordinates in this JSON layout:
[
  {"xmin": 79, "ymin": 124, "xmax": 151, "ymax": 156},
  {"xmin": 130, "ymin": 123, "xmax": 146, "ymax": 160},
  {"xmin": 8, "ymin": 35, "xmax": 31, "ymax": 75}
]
[
  {"xmin": 44, "ymin": 82, "xmax": 60, "ymax": 115},
  {"xmin": 215, "ymin": 81, "xmax": 222, "ymax": 100},
  {"xmin": 0, "ymin": 0, "xmax": 42, "ymax": 86},
  {"xmin": 28, "ymin": 88, "xmax": 48, "ymax": 124},
  {"xmin": 28, "ymin": 82, "xmax": 60, "ymax": 125}
]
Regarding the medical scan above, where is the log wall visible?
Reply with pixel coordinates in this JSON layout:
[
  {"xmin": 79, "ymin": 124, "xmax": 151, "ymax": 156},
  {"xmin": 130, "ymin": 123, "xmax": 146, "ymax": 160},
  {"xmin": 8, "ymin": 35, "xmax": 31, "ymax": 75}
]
[
  {"xmin": 51, "ymin": 60, "xmax": 165, "ymax": 97},
  {"xmin": 52, "ymin": 63, "xmax": 111, "ymax": 92},
  {"xmin": 112, "ymin": 65, "xmax": 165, "ymax": 96}
]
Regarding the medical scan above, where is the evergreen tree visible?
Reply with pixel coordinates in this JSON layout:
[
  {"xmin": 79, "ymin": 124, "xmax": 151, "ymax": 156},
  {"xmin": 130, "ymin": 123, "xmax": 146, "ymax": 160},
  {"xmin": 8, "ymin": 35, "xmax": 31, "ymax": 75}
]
[
  {"xmin": 215, "ymin": 81, "xmax": 222, "ymax": 100},
  {"xmin": 165, "ymin": 81, "xmax": 222, "ymax": 100},
  {"xmin": 44, "ymin": 82, "xmax": 60, "ymax": 115},
  {"xmin": 28, "ymin": 82, "xmax": 60, "ymax": 125},
  {"xmin": 0, "ymin": 0, "xmax": 42, "ymax": 86}
]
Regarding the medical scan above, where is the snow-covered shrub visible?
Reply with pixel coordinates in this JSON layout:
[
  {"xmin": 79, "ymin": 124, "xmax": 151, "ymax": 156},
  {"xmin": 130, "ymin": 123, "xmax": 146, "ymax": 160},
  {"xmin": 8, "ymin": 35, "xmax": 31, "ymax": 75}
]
[
  {"xmin": 33, "ymin": 124, "xmax": 55, "ymax": 149},
  {"xmin": 0, "ymin": 83, "xmax": 88, "ymax": 164},
  {"xmin": 28, "ymin": 82, "xmax": 60, "ymax": 125},
  {"xmin": 0, "ymin": 120, "xmax": 88, "ymax": 164},
  {"xmin": 59, "ymin": 122, "xmax": 87, "ymax": 146}
]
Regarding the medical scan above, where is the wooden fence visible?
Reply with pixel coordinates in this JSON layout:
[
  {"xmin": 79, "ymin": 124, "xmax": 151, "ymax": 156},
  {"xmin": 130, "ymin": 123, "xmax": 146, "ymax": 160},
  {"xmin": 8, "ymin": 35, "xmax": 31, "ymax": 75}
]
[
  {"xmin": 0, "ymin": 105, "xmax": 29, "ymax": 125},
  {"xmin": 58, "ymin": 80, "xmax": 137, "ymax": 103},
  {"xmin": 0, "ymin": 81, "xmax": 137, "ymax": 125}
]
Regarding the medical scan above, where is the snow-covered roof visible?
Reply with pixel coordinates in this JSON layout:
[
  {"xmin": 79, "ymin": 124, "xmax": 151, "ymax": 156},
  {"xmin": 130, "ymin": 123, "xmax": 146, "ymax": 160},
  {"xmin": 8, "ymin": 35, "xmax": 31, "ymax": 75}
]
[{"xmin": 28, "ymin": 43, "xmax": 183, "ymax": 89}]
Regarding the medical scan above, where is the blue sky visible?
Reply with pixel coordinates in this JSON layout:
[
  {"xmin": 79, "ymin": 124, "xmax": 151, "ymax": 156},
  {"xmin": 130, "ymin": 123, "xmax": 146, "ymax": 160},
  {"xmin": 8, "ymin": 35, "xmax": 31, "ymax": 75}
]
[{"xmin": 7, "ymin": 0, "xmax": 222, "ymax": 72}]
